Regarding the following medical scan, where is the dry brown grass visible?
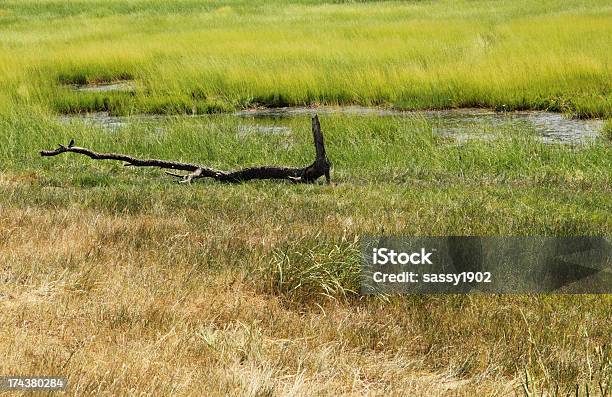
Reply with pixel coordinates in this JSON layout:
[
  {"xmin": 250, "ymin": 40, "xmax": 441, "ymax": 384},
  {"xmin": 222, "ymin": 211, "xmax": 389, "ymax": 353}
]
[{"xmin": 1, "ymin": 196, "xmax": 610, "ymax": 396}]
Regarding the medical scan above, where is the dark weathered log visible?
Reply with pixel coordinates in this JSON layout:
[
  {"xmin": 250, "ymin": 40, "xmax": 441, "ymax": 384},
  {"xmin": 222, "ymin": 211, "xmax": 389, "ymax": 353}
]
[{"xmin": 40, "ymin": 115, "xmax": 331, "ymax": 184}]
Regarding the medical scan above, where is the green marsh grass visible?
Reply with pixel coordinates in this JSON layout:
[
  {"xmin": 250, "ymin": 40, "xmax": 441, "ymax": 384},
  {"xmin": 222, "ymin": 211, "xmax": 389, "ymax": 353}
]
[{"xmin": 0, "ymin": 0, "xmax": 611, "ymax": 116}]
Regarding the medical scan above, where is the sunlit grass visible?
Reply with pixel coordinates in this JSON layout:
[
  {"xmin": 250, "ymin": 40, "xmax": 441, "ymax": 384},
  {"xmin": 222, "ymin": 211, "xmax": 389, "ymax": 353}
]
[
  {"xmin": 1, "ymin": 1, "xmax": 611, "ymax": 394},
  {"xmin": 0, "ymin": 0, "xmax": 610, "ymax": 116},
  {"xmin": 1, "ymin": 109, "xmax": 611, "ymax": 395}
]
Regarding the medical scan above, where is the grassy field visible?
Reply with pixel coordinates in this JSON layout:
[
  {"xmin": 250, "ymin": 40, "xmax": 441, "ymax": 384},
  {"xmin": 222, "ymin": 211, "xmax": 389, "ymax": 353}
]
[
  {"xmin": 1, "ymin": 0, "xmax": 611, "ymax": 396},
  {"xmin": 0, "ymin": 0, "xmax": 611, "ymax": 117},
  {"xmin": 1, "ymin": 110, "xmax": 611, "ymax": 395}
]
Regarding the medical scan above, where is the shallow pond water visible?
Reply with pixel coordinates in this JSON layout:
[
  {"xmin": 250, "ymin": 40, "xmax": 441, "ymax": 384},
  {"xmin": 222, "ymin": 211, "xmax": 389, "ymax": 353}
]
[
  {"xmin": 236, "ymin": 107, "xmax": 604, "ymax": 144},
  {"xmin": 237, "ymin": 125, "xmax": 292, "ymax": 137},
  {"xmin": 72, "ymin": 81, "xmax": 137, "ymax": 93},
  {"xmin": 59, "ymin": 106, "xmax": 604, "ymax": 145}
]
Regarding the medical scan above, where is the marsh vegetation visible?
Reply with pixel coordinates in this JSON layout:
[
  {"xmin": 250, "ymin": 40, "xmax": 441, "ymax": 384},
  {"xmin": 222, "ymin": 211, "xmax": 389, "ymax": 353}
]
[
  {"xmin": 0, "ymin": 0, "xmax": 611, "ymax": 395},
  {"xmin": 0, "ymin": 0, "xmax": 610, "ymax": 117}
]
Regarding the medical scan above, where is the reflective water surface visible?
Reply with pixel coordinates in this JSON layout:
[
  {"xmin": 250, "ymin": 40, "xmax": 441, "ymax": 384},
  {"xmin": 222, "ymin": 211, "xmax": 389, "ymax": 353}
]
[{"xmin": 59, "ymin": 106, "xmax": 604, "ymax": 145}]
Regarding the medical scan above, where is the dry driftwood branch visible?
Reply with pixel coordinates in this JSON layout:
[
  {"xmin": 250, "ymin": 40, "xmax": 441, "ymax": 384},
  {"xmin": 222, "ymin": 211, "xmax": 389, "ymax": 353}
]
[{"xmin": 40, "ymin": 115, "xmax": 331, "ymax": 184}]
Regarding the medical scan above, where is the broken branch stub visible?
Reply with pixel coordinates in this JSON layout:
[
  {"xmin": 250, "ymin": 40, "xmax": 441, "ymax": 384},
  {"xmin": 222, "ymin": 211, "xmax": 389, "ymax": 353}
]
[{"xmin": 40, "ymin": 115, "xmax": 331, "ymax": 184}]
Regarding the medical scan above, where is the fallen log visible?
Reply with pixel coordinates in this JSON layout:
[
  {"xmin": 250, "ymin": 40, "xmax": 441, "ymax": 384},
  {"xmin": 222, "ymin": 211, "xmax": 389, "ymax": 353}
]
[{"xmin": 40, "ymin": 115, "xmax": 331, "ymax": 184}]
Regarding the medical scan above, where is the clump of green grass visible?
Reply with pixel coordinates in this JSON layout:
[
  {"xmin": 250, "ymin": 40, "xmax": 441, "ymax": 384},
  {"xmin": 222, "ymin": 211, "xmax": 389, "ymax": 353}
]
[
  {"xmin": 142, "ymin": 96, "xmax": 234, "ymax": 115},
  {"xmin": 259, "ymin": 237, "xmax": 361, "ymax": 304},
  {"xmin": 50, "ymin": 90, "xmax": 235, "ymax": 116},
  {"xmin": 51, "ymin": 91, "xmax": 136, "ymax": 115},
  {"xmin": 253, "ymin": 238, "xmax": 361, "ymax": 304},
  {"xmin": 57, "ymin": 70, "xmax": 134, "ymax": 86}
]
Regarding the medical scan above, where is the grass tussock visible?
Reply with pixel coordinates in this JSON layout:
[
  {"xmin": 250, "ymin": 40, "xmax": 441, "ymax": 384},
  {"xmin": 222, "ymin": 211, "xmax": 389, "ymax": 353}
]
[{"xmin": 259, "ymin": 237, "xmax": 361, "ymax": 304}]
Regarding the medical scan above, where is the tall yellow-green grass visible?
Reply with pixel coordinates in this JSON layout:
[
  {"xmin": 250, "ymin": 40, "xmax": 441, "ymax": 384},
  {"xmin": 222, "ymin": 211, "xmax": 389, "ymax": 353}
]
[{"xmin": 0, "ymin": 0, "xmax": 610, "ymax": 116}]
